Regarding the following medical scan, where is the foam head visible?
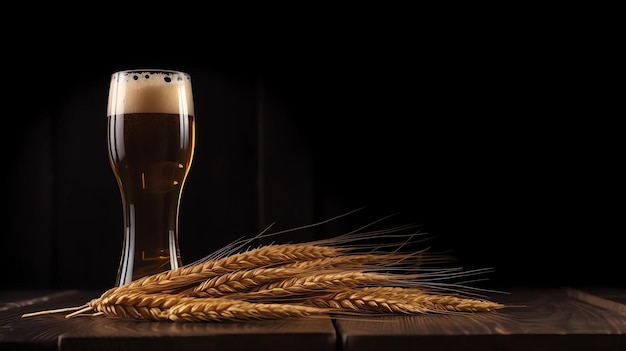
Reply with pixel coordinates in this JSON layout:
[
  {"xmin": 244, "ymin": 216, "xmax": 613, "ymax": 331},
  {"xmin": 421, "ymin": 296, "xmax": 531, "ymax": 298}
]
[{"xmin": 107, "ymin": 69, "xmax": 194, "ymax": 116}]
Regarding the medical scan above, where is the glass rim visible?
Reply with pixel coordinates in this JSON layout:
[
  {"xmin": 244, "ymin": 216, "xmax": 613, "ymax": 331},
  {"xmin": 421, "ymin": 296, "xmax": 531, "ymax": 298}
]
[{"xmin": 112, "ymin": 68, "xmax": 190, "ymax": 76}]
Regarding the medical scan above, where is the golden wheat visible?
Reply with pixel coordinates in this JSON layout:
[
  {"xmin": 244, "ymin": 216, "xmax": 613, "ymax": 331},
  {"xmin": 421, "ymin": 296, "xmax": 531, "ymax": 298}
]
[
  {"xmin": 22, "ymin": 217, "xmax": 507, "ymax": 322},
  {"xmin": 84, "ymin": 292, "xmax": 328, "ymax": 322},
  {"xmin": 165, "ymin": 299, "xmax": 328, "ymax": 322},
  {"xmin": 279, "ymin": 251, "xmax": 445, "ymax": 271},
  {"xmin": 238, "ymin": 271, "xmax": 401, "ymax": 301},
  {"xmin": 183, "ymin": 267, "xmax": 317, "ymax": 297},
  {"xmin": 306, "ymin": 287, "xmax": 504, "ymax": 314},
  {"xmin": 99, "ymin": 243, "xmax": 344, "ymax": 298}
]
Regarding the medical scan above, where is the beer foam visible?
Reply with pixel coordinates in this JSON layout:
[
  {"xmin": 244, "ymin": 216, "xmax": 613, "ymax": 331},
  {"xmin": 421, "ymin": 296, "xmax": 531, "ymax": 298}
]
[{"xmin": 107, "ymin": 70, "xmax": 194, "ymax": 116}]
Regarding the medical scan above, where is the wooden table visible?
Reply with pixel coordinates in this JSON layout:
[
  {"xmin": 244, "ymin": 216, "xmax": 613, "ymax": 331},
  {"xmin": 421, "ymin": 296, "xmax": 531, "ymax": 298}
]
[{"xmin": 2, "ymin": 288, "xmax": 625, "ymax": 350}]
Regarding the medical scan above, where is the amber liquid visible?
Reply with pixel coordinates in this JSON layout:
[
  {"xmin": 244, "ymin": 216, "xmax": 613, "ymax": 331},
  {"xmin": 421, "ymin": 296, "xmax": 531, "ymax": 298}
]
[{"xmin": 107, "ymin": 112, "xmax": 195, "ymax": 285}]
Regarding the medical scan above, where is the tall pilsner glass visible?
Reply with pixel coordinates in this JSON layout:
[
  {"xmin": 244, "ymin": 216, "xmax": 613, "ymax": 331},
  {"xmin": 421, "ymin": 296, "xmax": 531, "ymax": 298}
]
[{"xmin": 107, "ymin": 69, "xmax": 195, "ymax": 286}]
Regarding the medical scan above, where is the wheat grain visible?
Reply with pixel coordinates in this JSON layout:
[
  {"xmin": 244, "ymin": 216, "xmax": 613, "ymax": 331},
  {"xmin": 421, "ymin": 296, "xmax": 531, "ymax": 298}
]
[
  {"xmin": 233, "ymin": 271, "xmax": 407, "ymax": 301},
  {"xmin": 100, "ymin": 244, "xmax": 343, "ymax": 298},
  {"xmin": 21, "ymin": 216, "xmax": 507, "ymax": 322},
  {"xmin": 305, "ymin": 292, "xmax": 430, "ymax": 314},
  {"xmin": 183, "ymin": 267, "xmax": 316, "ymax": 297},
  {"xmin": 86, "ymin": 292, "xmax": 328, "ymax": 322},
  {"xmin": 165, "ymin": 298, "xmax": 328, "ymax": 322},
  {"xmin": 306, "ymin": 287, "xmax": 504, "ymax": 314}
]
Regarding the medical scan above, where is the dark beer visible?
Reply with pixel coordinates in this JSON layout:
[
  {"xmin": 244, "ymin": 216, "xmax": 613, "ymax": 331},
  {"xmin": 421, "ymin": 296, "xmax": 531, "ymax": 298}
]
[{"xmin": 107, "ymin": 70, "xmax": 195, "ymax": 286}]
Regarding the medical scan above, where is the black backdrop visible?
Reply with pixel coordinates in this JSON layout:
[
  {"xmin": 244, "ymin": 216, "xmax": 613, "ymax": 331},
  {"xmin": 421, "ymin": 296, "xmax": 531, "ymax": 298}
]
[{"xmin": 1, "ymin": 13, "xmax": 621, "ymax": 291}]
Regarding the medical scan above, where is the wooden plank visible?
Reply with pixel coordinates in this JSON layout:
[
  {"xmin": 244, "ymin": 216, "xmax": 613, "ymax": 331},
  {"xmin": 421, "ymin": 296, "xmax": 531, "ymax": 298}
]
[
  {"xmin": 0, "ymin": 290, "xmax": 88, "ymax": 351},
  {"xmin": 59, "ymin": 317, "xmax": 336, "ymax": 351},
  {"xmin": 564, "ymin": 286, "xmax": 626, "ymax": 315},
  {"xmin": 6, "ymin": 289, "xmax": 626, "ymax": 351},
  {"xmin": 334, "ymin": 288, "xmax": 626, "ymax": 351},
  {"xmin": 1, "ymin": 290, "xmax": 337, "ymax": 351},
  {"xmin": 0, "ymin": 290, "xmax": 76, "ymax": 312}
]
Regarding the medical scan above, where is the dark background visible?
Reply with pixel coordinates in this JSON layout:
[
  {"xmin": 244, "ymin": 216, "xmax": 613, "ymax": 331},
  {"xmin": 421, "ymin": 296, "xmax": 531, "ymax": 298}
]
[{"xmin": 1, "ymin": 11, "xmax": 621, "ymax": 292}]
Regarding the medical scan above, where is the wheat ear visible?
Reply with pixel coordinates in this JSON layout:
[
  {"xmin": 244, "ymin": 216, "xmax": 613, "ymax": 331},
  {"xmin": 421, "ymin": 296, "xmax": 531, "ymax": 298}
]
[
  {"xmin": 232, "ymin": 271, "xmax": 408, "ymax": 301},
  {"xmin": 165, "ymin": 299, "xmax": 328, "ymax": 322},
  {"xmin": 21, "ymin": 212, "xmax": 508, "ymax": 322},
  {"xmin": 87, "ymin": 292, "xmax": 328, "ymax": 322},
  {"xmin": 101, "ymin": 244, "xmax": 343, "ymax": 298},
  {"xmin": 306, "ymin": 287, "xmax": 504, "ymax": 314},
  {"xmin": 182, "ymin": 267, "xmax": 316, "ymax": 297}
]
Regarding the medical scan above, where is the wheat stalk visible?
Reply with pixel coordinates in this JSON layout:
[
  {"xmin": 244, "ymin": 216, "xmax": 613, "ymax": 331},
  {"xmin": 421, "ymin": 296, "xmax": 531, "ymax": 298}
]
[
  {"xmin": 279, "ymin": 252, "xmax": 437, "ymax": 270},
  {"xmin": 22, "ymin": 214, "xmax": 508, "ymax": 322},
  {"xmin": 305, "ymin": 287, "xmax": 504, "ymax": 314},
  {"xmin": 182, "ymin": 267, "xmax": 316, "ymax": 297},
  {"xmin": 231, "ymin": 271, "xmax": 411, "ymax": 302},
  {"xmin": 100, "ymin": 243, "xmax": 343, "ymax": 298},
  {"xmin": 165, "ymin": 298, "xmax": 328, "ymax": 322},
  {"xmin": 85, "ymin": 292, "xmax": 328, "ymax": 322}
]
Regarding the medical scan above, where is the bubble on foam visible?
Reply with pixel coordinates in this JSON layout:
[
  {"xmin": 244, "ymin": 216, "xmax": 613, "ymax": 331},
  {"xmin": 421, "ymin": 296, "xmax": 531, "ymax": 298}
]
[{"xmin": 107, "ymin": 70, "xmax": 194, "ymax": 116}]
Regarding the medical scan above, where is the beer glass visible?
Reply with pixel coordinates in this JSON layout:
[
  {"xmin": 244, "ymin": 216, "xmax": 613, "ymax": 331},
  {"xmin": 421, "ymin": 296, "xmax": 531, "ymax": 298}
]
[{"xmin": 107, "ymin": 69, "xmax": 195, "ymax": 286}]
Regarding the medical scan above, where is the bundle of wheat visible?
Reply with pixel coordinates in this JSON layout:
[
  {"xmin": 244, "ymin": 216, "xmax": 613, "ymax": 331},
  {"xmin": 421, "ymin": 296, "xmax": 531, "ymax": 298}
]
[{"xmin": 23, "ymin": 211, "xmax": 506, "ymax": 322}]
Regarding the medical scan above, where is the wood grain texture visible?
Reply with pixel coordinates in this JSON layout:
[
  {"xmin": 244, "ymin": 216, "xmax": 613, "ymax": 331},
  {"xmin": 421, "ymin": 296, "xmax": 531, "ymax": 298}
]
[
  {"xmin": 58, "ymin": 318, "xmax": 337, "ymax": 351},
  {"xmin": 565, "ymin": 286, "xmax": 626, "ymax": 315},
  {"xmin": 1, "ymin": 290, "xmax": 336, "ymax": 351},
  {"xmin": 334, "ymin": 288, "xmax": 626, "ymax": 351},
  {"xmin": 3, "ymin": 288, "xmax": 626, "ymax": 351},
  {"xmin": 0, "ymin": 290, "xmax": 90, "ymax": 351}
]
